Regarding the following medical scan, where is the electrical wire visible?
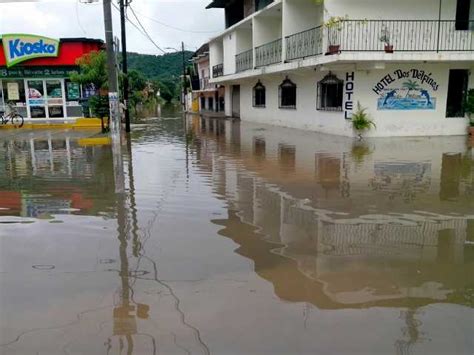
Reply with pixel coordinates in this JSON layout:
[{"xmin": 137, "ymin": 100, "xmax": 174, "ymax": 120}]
[
  {"xmin": 129, "ymin": 8, "xmax": 221, "ymax": 34},
  {"xmin": 111, "ymin": 2, "xmax": 166, "ymax": 54},
  {"xmin": 128, "ymin": 5, "xmax": 167, "ymax": 54}
]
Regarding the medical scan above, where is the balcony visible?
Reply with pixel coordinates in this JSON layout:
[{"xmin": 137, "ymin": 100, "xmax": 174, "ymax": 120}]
[
  {"xmin": 326, "ymin": 20, "xmax": 474, "ymax": 53},
  {"xmin": 212, "ymin": 63, "xmax": 224, "ymax": 78},
  {"xmin": 286, "ymin": 26, "xmax": 323, "ymax": 61},
  {"xmin": 255, "ymin": 38, "xmax": 282, "ymax": 67},
  {"xmin": 236, "ymin": 49, "xmax": 253, "ymax": 72}
]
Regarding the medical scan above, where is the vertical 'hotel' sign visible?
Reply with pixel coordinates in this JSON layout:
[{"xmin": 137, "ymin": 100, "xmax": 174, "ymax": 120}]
[{"xmin": 344, "ymin": 72, "xmax": 354, "ymax": 119}]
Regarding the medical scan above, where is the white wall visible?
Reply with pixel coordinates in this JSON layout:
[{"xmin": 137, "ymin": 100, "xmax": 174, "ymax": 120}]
[
  {"xmin": 253, "ymin": 16, "xmax": 282, "ymax": 47},
  {"xmin": 283, "ymin": 0, "xmax": 323, "ymax": 36},
  {"xmin": 236, "ymin": 28, "xmax": 253, "ymax": 53},
  {"xmin": 238, "ymin": 63, "xmax": 473, "ymax": 137},
  {"xmin": 324, "ymin": 0, "xmax": 457, "ymax": 20},
  {"xmin": 223, "ymin": 32, "xmax": 237, "ymax": 75},
  {"xmin": 197, "ymin": 59, "xmax": 210, "ymax": 80},
  {"xmin": 209, "ymin": 40, "xmax": 223, "ymax": 70}
]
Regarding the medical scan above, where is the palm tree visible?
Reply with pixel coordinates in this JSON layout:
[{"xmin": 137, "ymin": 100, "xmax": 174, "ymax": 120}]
[{"xmin": 402, "ymin": 80, "xmax": 420, "ymax": 98}]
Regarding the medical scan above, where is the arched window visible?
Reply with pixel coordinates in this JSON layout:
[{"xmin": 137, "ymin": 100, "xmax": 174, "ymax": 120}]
[
  {"xmin": 253, "ymin": 80, "xmax": 266, "ymax": 108},
  {"xmin": 279, "ymin": 77, "xmax": 296, "ymax": 109},
  {"xmin": 317, "ymin": 72, "xmax": 343, "ymax": 111}
]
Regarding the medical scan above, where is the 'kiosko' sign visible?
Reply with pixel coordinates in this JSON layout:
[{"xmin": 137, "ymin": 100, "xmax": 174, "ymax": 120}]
[{"xmin": 2, "ymin": 34, "xmax": 60, "ymax": 68}]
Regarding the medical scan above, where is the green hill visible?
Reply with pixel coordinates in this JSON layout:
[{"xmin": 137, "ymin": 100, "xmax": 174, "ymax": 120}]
[
  {"xmin": 127, "ymin": 51, "xmax": 194, "ymax": 81},
  {"xmin": 126, "ymin": 51, "xmax": 194, "ymax": 102}
]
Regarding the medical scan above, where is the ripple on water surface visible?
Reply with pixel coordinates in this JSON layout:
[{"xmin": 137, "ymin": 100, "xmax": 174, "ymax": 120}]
[{"xmin": 0, "ymin": 118, "xmax": 473, "ymax": 355}]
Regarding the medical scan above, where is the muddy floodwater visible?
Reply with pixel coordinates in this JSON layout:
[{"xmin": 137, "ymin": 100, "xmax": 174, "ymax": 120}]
[{"xmin": 0, "ymin": 115, "xmax": 473, "ymax": 355}]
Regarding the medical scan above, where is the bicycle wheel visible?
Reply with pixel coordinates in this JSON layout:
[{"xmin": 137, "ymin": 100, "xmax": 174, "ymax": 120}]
[{"xmin": 10, "ymin": 114, "xmax": 24, "ymax": 128}]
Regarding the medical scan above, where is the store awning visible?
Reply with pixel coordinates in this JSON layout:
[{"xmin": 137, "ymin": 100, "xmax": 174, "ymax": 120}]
[{"xmin": 205, "ymin": 0, "xmax": 232, "ymax": 9}]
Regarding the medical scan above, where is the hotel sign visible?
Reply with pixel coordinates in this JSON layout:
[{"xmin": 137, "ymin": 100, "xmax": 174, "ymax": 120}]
[{"xmin": 2, "ymin": 34, "xmax": 60, "ymax": 68}]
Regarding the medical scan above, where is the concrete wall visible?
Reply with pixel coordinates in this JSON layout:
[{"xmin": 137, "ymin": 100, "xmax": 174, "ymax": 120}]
[
  {"xmin": 253, "ymin": 16, "xmax": 282, "ymax": 47},
  {"xmin": 197, "ymin": 59, "xmax": 210, "ymax": 80},
  {"xmin": 223, "ymin": 32, "xmax": 237, "ymax": 75},
  {"xmin": 209, "ymin": 40, "xmax": 223, "ymax": 70},
  {"xmin": 236, "ymin": 28, "xmax": 253, "ymax": 53},
  {"xmin": 238, "ymin": 63, "xmax": 473, "ymax": 137},
  {"xmin": 283, "ymin": 0, "xmax": 323, "ymax": 36},
  {"xmin": 324, "ymin": 0, "xmax": 458, "ymax": 20}
]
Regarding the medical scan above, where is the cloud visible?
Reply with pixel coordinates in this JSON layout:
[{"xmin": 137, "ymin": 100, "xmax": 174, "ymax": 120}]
[{"xmin": 0, "ymin": 0, "xmax": 224, "ymax": 54}]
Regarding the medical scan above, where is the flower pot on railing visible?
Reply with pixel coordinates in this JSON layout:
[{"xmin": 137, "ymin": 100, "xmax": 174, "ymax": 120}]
[
  {"xmin": 384, "ymin": 45, "xmax": 394, "ymax": 53},
  {"xmin": 327, "ymin": 45, "xmax": 340, "ymax": 55}
]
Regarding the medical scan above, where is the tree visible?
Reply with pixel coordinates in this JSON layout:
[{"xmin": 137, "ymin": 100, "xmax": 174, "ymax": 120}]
[
  {"xmin": 70, "ymin": 51, "xmax": 108, "ymax": 90},
  {"xmin": 402, "ymin": 80, "xmax": 420, "ymax": 98}
]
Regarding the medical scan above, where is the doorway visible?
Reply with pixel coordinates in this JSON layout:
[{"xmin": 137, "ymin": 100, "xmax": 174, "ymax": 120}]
[
  {"xmin": 446, "ymin": 69, "xmax": 469, "ymax": 117},
  {"xmin": 26, "ymin": 79, "xmax": 66, "ymax": 119},
  {"xmin": 232, "ymin": 85, "xmax": 240, "ymax": 118}
]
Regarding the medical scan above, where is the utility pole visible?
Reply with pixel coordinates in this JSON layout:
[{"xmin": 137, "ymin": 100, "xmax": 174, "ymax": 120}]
[
  {"xmin": 182, "ymin": 41, "xmax": 186, "ymax": 112},
  {"xmin": 119, "ymin": 0, "xmax": 131, "ymax": 133},
  {"xmin": 103, "ymin": 0, "xmax": 125, "ymax": 193}
]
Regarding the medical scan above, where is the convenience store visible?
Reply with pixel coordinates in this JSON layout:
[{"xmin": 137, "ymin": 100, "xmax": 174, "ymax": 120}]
[{"xmin": 0, "ymin": 34, "xmax": 103, "ymax": 121}]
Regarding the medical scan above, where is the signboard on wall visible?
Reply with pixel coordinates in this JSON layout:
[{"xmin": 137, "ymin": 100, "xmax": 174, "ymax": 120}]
[
  {"xmin": 2, "ymin": 34, "xmax": 60, "ymax": 68},
  {"xmin": 0, "ymin": 66, "xmax": 77, "ymax": 79},
  {"xmin": 6, "ymin": 82, "xmax": 19, "ymax": 100},
  {"xmin": 373, "ymin": 69, "xmax": 438, "ymax": 110}
]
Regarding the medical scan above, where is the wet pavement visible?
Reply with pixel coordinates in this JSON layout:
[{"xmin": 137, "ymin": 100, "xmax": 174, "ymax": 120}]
[{"xmin": 0, "ymin": 116, "xmax": 473, "ymax": 355}]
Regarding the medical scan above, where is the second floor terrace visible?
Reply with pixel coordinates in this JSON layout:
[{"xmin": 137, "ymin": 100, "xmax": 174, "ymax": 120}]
[{"xmin": 208, "ymin": 0, "xmax": 474, "ymax": 79}]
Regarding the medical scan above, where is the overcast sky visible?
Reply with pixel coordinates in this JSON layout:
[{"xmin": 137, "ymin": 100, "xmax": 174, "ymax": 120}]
[{"xmin": 0, "ymin": 0, "xmax": 224, "ymax": 55}]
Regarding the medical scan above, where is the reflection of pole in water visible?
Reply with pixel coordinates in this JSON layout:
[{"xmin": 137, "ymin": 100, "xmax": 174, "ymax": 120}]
[
  {"xmin": 110, "ymin": 133, "xmax": 154, "ymax": 354},
  {"xmin": 395, "ymin": 308, "xmax": 423, "ymax": 355}
]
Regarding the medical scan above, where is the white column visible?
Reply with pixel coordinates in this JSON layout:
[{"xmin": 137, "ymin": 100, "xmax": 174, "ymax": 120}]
[{"xmin": 224, "ymin": 85, "xmax": 232, "ymax": 117}]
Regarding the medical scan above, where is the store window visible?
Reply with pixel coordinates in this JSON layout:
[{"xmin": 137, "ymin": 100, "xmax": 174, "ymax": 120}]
[
  {"xmin": 46, "ymin": 80, "xmax": 64, "ymax": 118},
  {"xmin": 317, "ymin": 72, "xmax": 343, "ymax": 111},
  {"xmin": 28, "ymin": 80, "xmax": 46, "ymax": 118},
  {"xmin": 253, "ymin": 81, "xmax": 266, "ymax": 108},
  {"xmin": 279, "ymin": 77, "xmax": 296, "ymax": 109}
]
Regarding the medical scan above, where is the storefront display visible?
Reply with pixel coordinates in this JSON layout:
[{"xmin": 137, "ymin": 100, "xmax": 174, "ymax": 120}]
[{"xmin": 0, "ymin": 35, "xmax": 103, "ymax": 120}]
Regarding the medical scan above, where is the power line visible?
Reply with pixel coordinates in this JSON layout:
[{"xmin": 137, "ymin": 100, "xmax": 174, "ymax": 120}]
[
  {"xmin": 111, "ymin": 2, "xmax": 165, "ymax": 54},
  {"xmin": 130, "ymin": 8, "xmax": 221, "ymax": 34},
  {"xmin": 128, "ymin": 5, "xmax": 167, "ymax": 54}
]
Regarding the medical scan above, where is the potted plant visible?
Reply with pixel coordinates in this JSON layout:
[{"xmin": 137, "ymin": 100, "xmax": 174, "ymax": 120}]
[
  {"xmin": 379, "ymin": 25, "xmax": 393, "ymax": 53},
  {"xmin": 325, "ymin": 15, "xmax": 347, "ymax": 54},
  {"xmin": 465, "ymin": 89, "xmax": 474, "ymax": 136},
  {"xmin": 351, "ymin": 102, "xmax": 376, "ymax": 139}
]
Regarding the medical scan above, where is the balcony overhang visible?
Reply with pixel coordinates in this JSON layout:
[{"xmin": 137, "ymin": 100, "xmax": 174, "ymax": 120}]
[{"xmin": 206, "ymin": 0, "xmax": 231, "ymax": 9}]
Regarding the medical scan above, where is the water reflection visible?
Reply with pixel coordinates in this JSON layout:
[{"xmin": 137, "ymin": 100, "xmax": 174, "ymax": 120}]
[
  {"xmin": 0, "ymin": 118, "xmax": 473, "ymax": 354},
  {"xmin": 188, "ymin": 116, "xmax": 474, "ymax": 308},
  {"xmin": 0, "ymin": 131, "xmax": 116, "ymax": 219}
]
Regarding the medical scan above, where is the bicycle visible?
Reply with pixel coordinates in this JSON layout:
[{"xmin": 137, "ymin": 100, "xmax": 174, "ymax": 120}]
[{"xmin": 1, "ymin": 102, "xmax": 24, "ymax": 128}]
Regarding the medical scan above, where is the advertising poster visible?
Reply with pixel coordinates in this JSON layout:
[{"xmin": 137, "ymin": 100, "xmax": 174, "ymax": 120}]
[
  {"xmin": 7, "ymin": 82, "xmax": 19, "ymax": 101},
  {"xmin": 67, "ymin": 82, "xmax": 80, "ymax": 101}
]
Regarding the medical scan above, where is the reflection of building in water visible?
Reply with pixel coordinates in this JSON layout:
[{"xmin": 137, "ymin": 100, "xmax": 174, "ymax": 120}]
[
  {"xmin": 190, "ymin": 116, "xmax": 474, "ymax": 309},
  {"xmin": 0, "ymin": 132, "xmax": 116, "ymax": 217}
]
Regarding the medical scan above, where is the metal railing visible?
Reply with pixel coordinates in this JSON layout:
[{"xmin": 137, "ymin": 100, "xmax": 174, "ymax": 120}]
[
  {"xmin": 286, "ymin": 26, "xmax": 323, "ymax": 61},
  {"xmin": 327, "ymin": 20, "xmax": 474, "ymax": 52},
  {"xmin": 236, "ymin": 49, "xmax": 253, "ymax": 72},
  {"xmin": 212, "ymin": 63, "xmax": 224, "ymax": 78},
  {"xmin": 255, "ymin": 38, "xmax": 282, "ymax": 67}
]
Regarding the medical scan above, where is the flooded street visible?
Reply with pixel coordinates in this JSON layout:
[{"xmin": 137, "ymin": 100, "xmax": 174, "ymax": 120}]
[{"xmin": 0, "ymin": 115, "xmax": 473, "ymax": 355}]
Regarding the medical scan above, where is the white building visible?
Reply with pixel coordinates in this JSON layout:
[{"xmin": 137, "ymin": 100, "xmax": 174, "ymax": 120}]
[
  {"xmin": 206, "ymin": 0, "xmax": 474, "ymax": 137},
  {"xmin": 190, "ymin": 43, "xmax": 225, "ymax": 113}
]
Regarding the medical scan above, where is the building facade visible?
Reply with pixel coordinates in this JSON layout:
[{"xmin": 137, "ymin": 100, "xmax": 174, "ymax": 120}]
[
  {"xmin": 206, "ymin": 0, "xmax": 474, "ymax": 137},
  {"xmin": 0, "ymin": 34, "xmax": 103, "ymax": 121},
  {"xmin": 190, "ymin": 43, "xmax": 225, "ymax": 113}
]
